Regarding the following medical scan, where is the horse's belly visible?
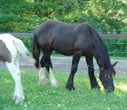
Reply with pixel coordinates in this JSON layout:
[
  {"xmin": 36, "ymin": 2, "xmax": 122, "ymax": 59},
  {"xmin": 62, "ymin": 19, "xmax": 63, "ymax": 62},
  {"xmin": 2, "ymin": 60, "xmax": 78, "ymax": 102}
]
[{"xmin": 54, "ymin": 47, "xmax": 73, "ymax": 56}]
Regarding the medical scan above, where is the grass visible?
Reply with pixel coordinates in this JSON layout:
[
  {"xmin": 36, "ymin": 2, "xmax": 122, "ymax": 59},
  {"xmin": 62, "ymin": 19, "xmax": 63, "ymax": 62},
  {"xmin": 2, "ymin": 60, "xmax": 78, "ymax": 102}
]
[{"xmin": 0, "ymin": 69, "xmax": 127, "ymax": 110}]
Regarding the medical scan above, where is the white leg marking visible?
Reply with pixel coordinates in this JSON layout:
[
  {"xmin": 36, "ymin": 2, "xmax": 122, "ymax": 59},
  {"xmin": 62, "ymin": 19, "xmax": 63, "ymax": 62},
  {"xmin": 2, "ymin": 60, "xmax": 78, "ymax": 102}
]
[
  {"xmin": 6, "ymin": 62, "xmax": 24, "ymax": 104},
  {"xmin": 38, "ymin": 67, "xmax": 48, "ymax": 85},
  {"xmin": 49, "ymin": 68, "xmax": 59, "ymax": 87}
]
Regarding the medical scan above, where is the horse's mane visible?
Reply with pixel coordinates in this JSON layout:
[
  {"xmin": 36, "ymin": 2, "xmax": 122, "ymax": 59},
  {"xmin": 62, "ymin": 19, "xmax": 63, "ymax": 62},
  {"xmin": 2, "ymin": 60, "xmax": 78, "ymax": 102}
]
[{"xmin": 89, "ymin": 26, "xmax": 111, "ymax": 67}]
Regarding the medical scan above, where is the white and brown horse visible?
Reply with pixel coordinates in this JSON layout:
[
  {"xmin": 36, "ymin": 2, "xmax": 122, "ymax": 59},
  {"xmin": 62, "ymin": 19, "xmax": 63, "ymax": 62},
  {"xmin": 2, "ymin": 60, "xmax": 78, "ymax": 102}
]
[{"xmin": 0, "ymin": 33, "xmax": 33, "ymax": 104}]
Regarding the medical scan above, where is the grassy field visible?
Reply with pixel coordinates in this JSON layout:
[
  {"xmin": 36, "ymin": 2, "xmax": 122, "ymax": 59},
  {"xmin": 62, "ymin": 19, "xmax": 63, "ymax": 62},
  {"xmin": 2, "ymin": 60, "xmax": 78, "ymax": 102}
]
[{"xmin": 0, "ymin": 69, "xmax": 127, "ymax": 110}]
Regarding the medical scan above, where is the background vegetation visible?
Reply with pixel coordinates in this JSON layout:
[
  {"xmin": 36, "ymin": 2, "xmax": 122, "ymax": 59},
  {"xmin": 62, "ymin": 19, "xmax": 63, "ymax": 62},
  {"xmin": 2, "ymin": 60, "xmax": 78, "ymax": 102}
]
[
  {"xmin": 0, "ymin": 0, "xmax": 127, "ymax": 57},
  {"xmin": 0, "ymin": 0, "xmax": 127, "ymax": 33}
]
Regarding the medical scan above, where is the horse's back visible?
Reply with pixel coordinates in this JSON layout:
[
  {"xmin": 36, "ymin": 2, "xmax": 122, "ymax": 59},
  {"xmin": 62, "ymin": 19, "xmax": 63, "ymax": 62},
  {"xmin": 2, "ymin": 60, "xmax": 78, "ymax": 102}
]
[
  {"xmin": 34, "ymin": 20, "xmax": 102, "ymax": 55},
  {"xmin": 0, "ymin": 34, "xmax": 18, "ymax": 50},
  {"xmin": 0, "ymin": 34, "xmax": 20, "ymax": 45},
  {"xmin": 34, "ymin": 20, "xmax": 97, "ymax": 40}
]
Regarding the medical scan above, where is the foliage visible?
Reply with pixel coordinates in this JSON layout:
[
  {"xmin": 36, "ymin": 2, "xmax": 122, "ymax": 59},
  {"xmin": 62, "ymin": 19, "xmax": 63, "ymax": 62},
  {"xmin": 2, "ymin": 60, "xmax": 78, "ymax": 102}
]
[
  {"xmin": 0, "ymin": 0, "xmax": 127, "ymax": 33},
  {"xmin": 82, "ymin": 0, "xmax": 127, "ymax": 33},
  {"xmin": 104, "ymin": 38, "xmax": 127, "ymax": 57},
  {"xmin": 0, "ymin": 69, "xmax": 127, "ymax": 110}
]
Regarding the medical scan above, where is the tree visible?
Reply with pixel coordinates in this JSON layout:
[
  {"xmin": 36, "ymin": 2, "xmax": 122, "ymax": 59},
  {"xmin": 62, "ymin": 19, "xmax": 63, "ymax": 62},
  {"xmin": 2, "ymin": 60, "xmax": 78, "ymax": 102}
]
[{"xmin": 0, "ymin": 0, "xmax": 127, "ymax": 33}]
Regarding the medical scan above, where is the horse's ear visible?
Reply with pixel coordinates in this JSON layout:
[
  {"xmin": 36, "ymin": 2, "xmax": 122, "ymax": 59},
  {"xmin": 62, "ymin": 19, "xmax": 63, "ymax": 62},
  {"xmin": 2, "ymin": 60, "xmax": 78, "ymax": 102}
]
[{"xmin": 112, "ymin": 61, "xmax": 118, "ymax": 67}]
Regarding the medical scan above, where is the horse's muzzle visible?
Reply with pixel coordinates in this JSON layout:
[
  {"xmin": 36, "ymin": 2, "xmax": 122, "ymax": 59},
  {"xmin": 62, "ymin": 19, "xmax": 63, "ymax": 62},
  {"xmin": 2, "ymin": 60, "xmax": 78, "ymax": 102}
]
[{"xmin": 106, "ymin": 86, "xmax": 114, "ymax": 93}]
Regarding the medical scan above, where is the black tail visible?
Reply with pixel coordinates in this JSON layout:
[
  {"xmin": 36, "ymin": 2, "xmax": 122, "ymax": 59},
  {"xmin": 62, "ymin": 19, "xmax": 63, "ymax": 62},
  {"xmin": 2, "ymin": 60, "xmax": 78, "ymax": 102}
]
[{"xmin": 32, "ymin": 33, "xmax": 40, "ymax": 68}]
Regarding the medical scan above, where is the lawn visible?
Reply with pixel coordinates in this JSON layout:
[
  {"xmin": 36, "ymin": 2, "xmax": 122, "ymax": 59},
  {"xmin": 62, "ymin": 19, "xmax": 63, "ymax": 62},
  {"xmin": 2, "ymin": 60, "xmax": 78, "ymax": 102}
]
[{"xmin": 0, "ymin": 69, "xmax": 127, "ymax": 110}]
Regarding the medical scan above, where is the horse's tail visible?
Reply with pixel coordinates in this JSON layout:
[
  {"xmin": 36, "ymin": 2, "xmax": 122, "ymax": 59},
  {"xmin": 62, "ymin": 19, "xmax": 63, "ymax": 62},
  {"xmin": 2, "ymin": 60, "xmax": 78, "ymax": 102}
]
[
  {"xmin": 13, "ymin": 38, "xmax": 35, "ymax": 63},
  {"xmin": 32, "ymin": 33, "xmax": 40, "ymax": 68}
]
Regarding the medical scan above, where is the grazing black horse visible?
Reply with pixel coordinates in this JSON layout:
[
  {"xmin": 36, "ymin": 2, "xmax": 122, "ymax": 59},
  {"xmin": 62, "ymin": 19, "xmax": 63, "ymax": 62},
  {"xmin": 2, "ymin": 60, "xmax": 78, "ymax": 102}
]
[{"xmin": 32, "ymin": 20, "xmax": 117, "ymax": 92}]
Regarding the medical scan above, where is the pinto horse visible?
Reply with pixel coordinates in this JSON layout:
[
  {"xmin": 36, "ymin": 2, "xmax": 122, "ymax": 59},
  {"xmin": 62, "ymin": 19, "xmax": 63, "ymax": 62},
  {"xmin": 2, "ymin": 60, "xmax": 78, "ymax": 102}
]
[
  {"xmin": 0, "ymin": 34, "xmax": 33, "ymax": 104},
  {"xmin": 32, "ymin": 20, "xmax": 117, "ymax": 92}
]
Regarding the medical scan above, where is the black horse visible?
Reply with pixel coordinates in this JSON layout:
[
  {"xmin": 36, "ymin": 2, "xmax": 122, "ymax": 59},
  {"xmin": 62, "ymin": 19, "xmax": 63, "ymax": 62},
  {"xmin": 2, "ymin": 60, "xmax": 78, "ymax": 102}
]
[{"xmin": 32, "ymin": 20, "xmax": 117, "ymax": 92}]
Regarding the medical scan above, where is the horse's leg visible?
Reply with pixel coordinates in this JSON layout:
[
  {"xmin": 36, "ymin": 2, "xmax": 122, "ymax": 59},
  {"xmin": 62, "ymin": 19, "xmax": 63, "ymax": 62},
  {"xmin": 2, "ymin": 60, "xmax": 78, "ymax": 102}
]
[
  {"xmin": 49, "ymin": 67, "xmax": 59, "ymax": 87},
  {"xmin": 39, "ymin": 50, "xmax": 59, "ymax": 87},
  {"xmin": 66, "ymin": 51, "xmax": 81, "ymax": 90},
  {"xmin": 44, "ymin": 53, "xmax": 59, "ymax": 87},
  {"xmin": 38, "ymin": 56, "xmax": 48, "ymax": 85},
  {"xmin": 5, "ymin": 61, "xmax": 24, "ymax": 104},
  {"xmin": 15, "ymin": 55, "xmax": 20, "ymax": 72},
  {"xmin": 85, "ymin": 55, "xmax": 100, "ymax": 89}
]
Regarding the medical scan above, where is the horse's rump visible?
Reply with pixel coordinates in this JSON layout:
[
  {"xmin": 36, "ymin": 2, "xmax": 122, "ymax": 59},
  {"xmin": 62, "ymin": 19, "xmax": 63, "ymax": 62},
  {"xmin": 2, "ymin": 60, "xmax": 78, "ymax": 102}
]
[
  {"xmin": 0, "ymin": 40, "xmax": 11, "ymax": 62},
  {"xmin": 13, "ymin": 38, "xmax": 31, "ymax": 57}
]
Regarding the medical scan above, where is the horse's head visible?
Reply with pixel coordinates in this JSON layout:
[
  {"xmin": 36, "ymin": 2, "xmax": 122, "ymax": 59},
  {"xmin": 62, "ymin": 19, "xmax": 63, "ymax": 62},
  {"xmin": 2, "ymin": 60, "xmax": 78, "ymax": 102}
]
[{"xmin": 99, "ymin": 61, "xmax": 117, "ymax": 93}]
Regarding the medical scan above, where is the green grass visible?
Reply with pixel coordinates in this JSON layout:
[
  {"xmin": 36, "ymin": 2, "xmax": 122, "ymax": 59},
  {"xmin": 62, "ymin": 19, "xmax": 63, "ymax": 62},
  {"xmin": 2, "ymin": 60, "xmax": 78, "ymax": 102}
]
[{"xmin": 0, "ymin": 69, "xmax": 127, "ymax": 110}]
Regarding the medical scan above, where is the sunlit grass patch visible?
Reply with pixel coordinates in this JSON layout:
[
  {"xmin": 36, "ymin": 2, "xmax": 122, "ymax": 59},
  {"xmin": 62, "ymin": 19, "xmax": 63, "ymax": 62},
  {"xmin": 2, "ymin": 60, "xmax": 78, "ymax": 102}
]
[
  {"xmin": 0, "ymin": 70, "xmax": 127, "ymax": 110},
  {"xmin": 116, "ymin": 84, "xmax": 127, "ymax": 92}
]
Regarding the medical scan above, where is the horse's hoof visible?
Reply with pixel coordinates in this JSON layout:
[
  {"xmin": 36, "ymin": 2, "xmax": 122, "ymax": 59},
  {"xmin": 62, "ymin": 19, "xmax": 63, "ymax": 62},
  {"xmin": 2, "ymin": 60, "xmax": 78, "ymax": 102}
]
[
  {"xmin": 92, "ymin": 85, "xmax": 100, "ymax": 89},
  {"xmin": 51, "ymin": 82, "xmax": 59, "ymax": 88},
  {"xmin": 38, "ymin": 80, "xmax": 48, "ymax": 85},
  {"xmin": 51, "ymin": 80, "xmax": 59, "ymax": 88},
  {"xmin": 67, "ymin": 87, "xmax": 75, "ymax": 91},
  {"xmin": 13, "ymin": 95, "xmax": 25, "ymax": 104},
  {"xmin": 66, "ymin": 85, "xmax": 75, "ymax": 91}
]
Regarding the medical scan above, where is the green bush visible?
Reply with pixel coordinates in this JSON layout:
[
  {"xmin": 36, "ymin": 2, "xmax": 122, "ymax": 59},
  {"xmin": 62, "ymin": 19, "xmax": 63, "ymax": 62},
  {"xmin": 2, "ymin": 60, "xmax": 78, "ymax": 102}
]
[
  {"xmin": 104, "ymin": 38, "xmax": 127, "ymax": 57},
  {"xmin": 0, "ymin": 1, "xmax": 127, "ymax": 33}
]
